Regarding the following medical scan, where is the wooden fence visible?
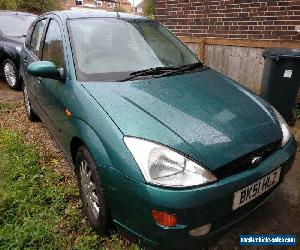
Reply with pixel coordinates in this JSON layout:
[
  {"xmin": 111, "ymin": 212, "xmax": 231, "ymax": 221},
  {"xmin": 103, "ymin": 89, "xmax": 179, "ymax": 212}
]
[{"xmin": 179, "ymin": 36, "xmax": 300, "ymax": 102}]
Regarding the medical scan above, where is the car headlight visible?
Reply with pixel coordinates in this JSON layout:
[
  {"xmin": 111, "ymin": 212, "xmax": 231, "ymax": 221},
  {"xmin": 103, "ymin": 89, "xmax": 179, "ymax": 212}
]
[
  {"xmin": 124, "ymin": 137, "xmax": 217, "ymax": 188},
  {"xmin": 272, "ymin": 107, "xmax": 292, "ymax": 147}
]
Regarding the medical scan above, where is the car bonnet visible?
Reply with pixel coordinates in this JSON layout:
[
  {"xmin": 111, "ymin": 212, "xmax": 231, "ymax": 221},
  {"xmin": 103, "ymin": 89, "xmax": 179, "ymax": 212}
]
[{"xmin": 81, "ymin": 69, "xmax": 282, "ymax": 171}]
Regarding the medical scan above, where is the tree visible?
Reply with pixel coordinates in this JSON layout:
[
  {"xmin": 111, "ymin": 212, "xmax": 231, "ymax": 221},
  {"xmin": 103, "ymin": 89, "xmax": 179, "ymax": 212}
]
[
  {"xmin": 19, "ymin": 0, "xmax": 61, "ymax": 13},
  {"xmin": 143, "ymin": 0, "xmax": 155, "ymax": 19},
  {"xmin": 0, "ymin": 0, "xmax": 61, "ymax": 13},
  {"xmin": 113, "ymin": 6, "xmax": 126, "ymax": 13},
  {"xmin": 0, "ymin": 0, "xmax": 19, "ymax": 10}
]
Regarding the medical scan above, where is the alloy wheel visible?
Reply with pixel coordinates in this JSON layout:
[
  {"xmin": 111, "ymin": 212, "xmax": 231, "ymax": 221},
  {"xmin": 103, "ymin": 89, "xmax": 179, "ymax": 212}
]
[
  {"xmin": 4, "ymin": 62, "xmax": 17, "ymax": 88},
  {"xmin": 80, "ymin": 160, "xmax": 100, "ymax": 219}
]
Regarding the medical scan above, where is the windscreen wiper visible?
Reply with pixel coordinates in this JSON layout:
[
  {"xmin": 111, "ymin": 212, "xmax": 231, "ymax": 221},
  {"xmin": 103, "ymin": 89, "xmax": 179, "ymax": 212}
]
[
  {"xmin": 118, "ymin": 66, "xmax": 177, "ymax": 82},
  {"xmin": 155, "ymin": 62, "xmax": 206, "ymax": 78},
  {"xmin": 118, "ymin": 63, "xmax": 205, "ymax": 82}
]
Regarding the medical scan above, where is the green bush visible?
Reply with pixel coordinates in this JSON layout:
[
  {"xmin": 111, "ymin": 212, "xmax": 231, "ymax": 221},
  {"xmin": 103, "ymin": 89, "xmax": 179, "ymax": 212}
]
[
  {"xmin": 0, "ymin": 0, "xmax": 18, "ymax": 10},
  {"xmin": 0, "ymin": 0, "xmax": 61, "ymax": 13},
  {"xmin": 113, "ymin": 6, "xmax": 126, "ymax": 13},
  {"xmin": 294, "ymin": 104, "xmax": 300, "ymax": 119},
  {"xmin": 144, "ymin": 0, "xmax": 155, "ymax": 19}
]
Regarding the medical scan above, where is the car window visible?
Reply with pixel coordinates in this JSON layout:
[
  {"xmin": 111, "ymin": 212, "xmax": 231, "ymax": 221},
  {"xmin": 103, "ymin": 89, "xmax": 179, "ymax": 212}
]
[
  {"xmin": 30, "ymin": 20, "xmax": 47, "ymax": 58},
  {"xmin": 42, "ymin": 20, "xmax": 64, "ymax": 69},
  {"xmin": 68, "ymin": 18, "xmax": 199, "ymax": 81}
]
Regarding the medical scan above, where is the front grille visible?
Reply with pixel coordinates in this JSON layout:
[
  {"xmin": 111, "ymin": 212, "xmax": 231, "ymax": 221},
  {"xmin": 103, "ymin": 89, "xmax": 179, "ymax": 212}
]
[{"xmin": 215, "ymin": 140, "xmax": 282, "ymax": 178}]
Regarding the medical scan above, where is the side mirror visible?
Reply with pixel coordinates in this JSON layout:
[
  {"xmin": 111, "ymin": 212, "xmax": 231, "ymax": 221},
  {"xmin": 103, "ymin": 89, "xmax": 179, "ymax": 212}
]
[{"xmin": 27, "ymin": 61, "xmax": 63, "ymax": 81}]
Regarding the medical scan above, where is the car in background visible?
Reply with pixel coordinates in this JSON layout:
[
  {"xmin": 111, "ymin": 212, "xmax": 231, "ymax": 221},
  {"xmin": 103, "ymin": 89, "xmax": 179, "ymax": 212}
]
[
  {"xmin": 0, "ymin": 11, "xmax": 36, "ymax": 90},
  {"xmin": 20, "ymin": 11, "xmax": 297, "ymax": 249}
]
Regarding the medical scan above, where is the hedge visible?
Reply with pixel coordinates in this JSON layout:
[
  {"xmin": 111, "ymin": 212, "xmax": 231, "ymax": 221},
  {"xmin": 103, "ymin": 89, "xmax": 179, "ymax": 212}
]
[{"xmin": 0, "ymin": 0, "xmax": 61, "ymax": 14}]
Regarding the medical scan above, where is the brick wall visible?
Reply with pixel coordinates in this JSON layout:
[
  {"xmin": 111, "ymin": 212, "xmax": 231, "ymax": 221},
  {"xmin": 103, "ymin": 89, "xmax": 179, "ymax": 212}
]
[{"xmin": 156, "ymin": 0, "xmax": 300, "ymax": 41}]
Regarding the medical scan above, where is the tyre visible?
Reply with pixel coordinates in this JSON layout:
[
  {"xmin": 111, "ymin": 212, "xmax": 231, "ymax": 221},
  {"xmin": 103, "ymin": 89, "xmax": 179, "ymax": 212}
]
[
  {"xmin": 75, "ymin": 146, "xmax": 111, "ymax": 233},
  {"xmin": 3, "ymin": 59, "xmax": 21, "ymax": 90},
  {"xmin": 23, "ymin": 84, "xmax": 39, "ymax": 121}
]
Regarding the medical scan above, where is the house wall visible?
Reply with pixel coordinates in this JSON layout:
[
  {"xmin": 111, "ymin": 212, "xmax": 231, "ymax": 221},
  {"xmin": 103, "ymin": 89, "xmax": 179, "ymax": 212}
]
[
  {"xmin": 156, "ymin": 0, "xmax": 300, "ymax": 41},
  {"xmin": 120, "ymin": 0, "xmax": 132, "ymax": 12},
  {"xmin": 61, "ymin": 0, "xmax": 131, "ymax": 12},
  {"xmin": 156, "ymin": 0, "xmax": 300, "ymax": 102}
]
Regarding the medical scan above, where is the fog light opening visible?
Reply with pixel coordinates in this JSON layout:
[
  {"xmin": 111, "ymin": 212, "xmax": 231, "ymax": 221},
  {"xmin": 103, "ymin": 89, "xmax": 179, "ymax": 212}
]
[
  {"xmin": 152, "ymin": 209, "xmax": 177, "ymax": 227},
  {"xmin": 189, "ymin": 223, "xmax": 212, "ymax": 237}
]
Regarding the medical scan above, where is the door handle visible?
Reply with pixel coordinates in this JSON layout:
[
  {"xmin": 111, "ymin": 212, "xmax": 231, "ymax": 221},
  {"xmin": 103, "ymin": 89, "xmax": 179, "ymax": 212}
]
[{"xmin": 23, "ymin": 56, "xmax": 28, "ymax": 65}]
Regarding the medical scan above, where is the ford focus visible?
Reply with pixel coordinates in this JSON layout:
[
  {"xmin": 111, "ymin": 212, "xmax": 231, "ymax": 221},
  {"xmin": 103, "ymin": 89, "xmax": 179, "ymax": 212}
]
[{"xmin": 20, "ymin": 11, "xmax": 297, "ymax": 249}]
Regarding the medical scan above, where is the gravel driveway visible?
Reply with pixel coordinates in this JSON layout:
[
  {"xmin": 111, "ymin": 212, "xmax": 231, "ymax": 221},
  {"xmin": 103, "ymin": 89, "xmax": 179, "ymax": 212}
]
[
  {"xmin": 0, "ymin": 80, "xmax": 74, "ymax": 183},
  {"xmin": 0, "ymin": 79, "xmax": 23, "ymax": 104},
  {"xmin": 0, "ymin": 79, "xmax": 299, "ymax": 248}
]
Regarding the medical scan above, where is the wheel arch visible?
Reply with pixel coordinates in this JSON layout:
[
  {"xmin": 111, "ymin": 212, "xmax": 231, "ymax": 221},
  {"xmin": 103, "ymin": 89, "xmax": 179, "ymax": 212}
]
[
  {"xmin": 0, "ymin": 47, "xmax": 19, "ymax": 68},
  {"xmin": 18, "ymin": 73, "xmax": 24, "ymax": 87},
  {"xmin": 70, "ymin": 136, "xmax": 84, "ymax": 165},
  {"xmin": 69, "ymin": 119, "xmax": 114, "ymax": 170},
  {"xmin": 0, "ymin": 53, "xmax": 8, "ymax": 75}
]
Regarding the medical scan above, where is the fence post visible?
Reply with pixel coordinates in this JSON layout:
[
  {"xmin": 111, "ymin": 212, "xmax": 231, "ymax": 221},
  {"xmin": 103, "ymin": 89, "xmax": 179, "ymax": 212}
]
[{"xmin": 199, "ymin": 39, "xmax": 205, "ymax": 62}]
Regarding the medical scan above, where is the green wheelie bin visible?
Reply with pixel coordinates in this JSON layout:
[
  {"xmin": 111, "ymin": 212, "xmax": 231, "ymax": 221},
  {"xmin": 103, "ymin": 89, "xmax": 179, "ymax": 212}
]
[{"xmin": 261, "ymin": 48, "xmax": 300, "ymax": 126}]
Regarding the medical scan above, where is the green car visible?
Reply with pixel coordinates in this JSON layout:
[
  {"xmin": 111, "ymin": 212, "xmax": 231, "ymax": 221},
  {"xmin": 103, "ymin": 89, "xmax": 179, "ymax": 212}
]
[{"xmin": 20, "ymin": 11, "xmax": 297, "ymax": 249}]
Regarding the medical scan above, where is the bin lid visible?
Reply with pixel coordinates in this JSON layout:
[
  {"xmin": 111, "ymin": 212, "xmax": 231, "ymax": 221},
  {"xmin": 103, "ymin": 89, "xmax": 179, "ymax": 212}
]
[{"xmin": 262, "ymin": 48, "xmax": 300, "ymax": 60}]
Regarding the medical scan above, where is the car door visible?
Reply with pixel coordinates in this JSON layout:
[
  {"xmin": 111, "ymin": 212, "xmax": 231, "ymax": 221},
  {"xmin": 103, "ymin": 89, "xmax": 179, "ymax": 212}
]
[
  {"xmin": 36, "ymin": 17, "xmax": 70, "ymax": 142},
  {"xmin": 21, "ymin": 18, "xmax": 47, "ymax": 101}
]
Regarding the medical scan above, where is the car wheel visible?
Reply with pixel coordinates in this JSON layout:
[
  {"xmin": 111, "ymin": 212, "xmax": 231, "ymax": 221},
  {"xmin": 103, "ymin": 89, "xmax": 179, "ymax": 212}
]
[
  {"xmin": 23, "ymin": 84, "xmax": 39, "ymax": 121},
  {"xmin": 75, "ymin": 146, "xmax": 111, "ymax": 233},
  {"xmin": 3, "ymin": 59, "xmax": 20, "ymax": 90}
]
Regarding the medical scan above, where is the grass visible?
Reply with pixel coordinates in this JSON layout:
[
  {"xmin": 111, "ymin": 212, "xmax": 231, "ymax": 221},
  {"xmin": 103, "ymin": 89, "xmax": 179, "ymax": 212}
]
[
  {"xmin": 294, "ymin": 104, "xmax": 300, "ymax": 119},
  {"xmin": 0, "ymin": 102, "xmax": 18, "ymax": 111},
  {"xmin": 0, "ymin": 129, "xmax": 138, "ymax": 250}
]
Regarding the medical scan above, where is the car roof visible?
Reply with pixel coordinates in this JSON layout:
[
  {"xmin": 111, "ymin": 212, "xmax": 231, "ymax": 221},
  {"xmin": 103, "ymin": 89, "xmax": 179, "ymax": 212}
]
[
  {"xmin": 0, "ymin": 10, "xmax": 37, "ymax": 17},
  {"xmin": 43, "ymin": 10, "xmax": 148, "ymax": 21}
]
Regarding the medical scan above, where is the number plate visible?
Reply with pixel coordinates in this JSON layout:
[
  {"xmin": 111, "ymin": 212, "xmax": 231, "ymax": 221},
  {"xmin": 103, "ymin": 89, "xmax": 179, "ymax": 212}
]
[{"xmin": 232, "ymin": 168, "xmax": 281, "ymax": 210}]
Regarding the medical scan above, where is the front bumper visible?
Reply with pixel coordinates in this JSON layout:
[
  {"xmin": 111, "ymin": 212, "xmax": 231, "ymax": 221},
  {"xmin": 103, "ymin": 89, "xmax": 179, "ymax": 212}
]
[{"xmin": 100, "ymin": 138, "xmax": 297, "ymax": 249}]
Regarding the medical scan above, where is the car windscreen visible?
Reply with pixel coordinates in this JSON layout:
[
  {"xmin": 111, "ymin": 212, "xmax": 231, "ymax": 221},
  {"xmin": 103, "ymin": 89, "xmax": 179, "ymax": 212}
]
[
  {"xmin": 0, "ymin": 14, "xmax": 36, "ymax": 37},
  {"xmin": 68, "ymin": 18, "xmax": 200, "ymax": 82}
]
